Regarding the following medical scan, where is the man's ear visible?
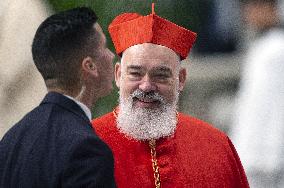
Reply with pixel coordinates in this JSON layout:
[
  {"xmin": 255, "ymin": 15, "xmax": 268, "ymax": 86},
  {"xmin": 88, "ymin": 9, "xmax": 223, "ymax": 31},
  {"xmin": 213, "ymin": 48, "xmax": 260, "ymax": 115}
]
[
  {"xmin": 115, "ymin": 62, "xmax": 121, "ymax": 88},
  {"xmin": 81, "ymin": 56, "xmax": 98, "ymax": 78},
  {"xmin": 178, "ymin": 68, "xmax": 187, "ymax": 91}
]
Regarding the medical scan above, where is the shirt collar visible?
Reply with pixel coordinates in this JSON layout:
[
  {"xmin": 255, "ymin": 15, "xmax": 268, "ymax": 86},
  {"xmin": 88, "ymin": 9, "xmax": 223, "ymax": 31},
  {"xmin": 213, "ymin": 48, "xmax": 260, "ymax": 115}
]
[{"xmin": 63, "ymin": 94, "xmax": 92, "ymax": 121}]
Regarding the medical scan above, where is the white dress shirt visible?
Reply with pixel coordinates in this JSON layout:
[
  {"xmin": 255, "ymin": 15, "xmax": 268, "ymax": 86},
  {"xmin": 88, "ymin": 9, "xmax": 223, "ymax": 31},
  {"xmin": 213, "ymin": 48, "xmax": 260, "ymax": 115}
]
[{"xmin": 63, "ymin": 94, "xmax": 92, "ymax": 121}]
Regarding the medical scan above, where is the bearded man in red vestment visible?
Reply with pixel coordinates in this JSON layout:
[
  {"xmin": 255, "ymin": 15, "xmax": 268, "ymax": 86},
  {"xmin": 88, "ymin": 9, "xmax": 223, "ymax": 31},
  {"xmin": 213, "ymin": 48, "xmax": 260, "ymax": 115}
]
[{"xmin": 92, "ymin": 4, "xmax": 250, "ymax": 188}]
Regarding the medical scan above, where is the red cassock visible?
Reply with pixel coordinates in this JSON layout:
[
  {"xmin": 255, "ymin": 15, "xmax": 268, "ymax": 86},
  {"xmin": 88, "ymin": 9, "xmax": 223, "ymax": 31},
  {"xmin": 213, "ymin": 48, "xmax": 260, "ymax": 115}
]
[{"xmin": 92, "ymin": 110, "xmax": 250, "ymax": 188}]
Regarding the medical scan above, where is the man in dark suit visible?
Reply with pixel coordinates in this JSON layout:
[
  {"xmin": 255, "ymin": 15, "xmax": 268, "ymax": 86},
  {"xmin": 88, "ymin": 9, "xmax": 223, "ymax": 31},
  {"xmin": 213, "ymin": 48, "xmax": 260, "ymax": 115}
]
[{"xmin": 0, "ymin": 7, "xmax": 116, "ymax": 187}]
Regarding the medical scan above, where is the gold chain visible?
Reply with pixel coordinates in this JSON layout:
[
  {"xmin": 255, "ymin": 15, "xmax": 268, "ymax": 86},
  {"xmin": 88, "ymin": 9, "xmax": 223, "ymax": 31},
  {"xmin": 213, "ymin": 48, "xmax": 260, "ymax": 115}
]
[
  {"xmin": 149, "ymin": 139, "xmax": 161, "ymax": 188},
  {"xmin": 113, "ymin": 108, "xmax": 118, "ymax": 118}
]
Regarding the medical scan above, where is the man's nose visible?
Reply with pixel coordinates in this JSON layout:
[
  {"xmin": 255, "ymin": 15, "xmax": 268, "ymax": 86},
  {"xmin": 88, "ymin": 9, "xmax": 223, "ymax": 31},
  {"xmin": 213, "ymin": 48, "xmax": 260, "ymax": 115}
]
[{"xmin": 138, "ymin": 75, "xmax": 157, "ymax": 92}]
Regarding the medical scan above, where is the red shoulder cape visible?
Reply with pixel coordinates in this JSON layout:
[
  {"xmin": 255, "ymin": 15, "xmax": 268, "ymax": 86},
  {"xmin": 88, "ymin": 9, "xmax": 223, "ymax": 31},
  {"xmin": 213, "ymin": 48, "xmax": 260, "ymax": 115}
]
[{"xmin": 92, "ymin": 111, "xmax": 249, "ymax": 188}]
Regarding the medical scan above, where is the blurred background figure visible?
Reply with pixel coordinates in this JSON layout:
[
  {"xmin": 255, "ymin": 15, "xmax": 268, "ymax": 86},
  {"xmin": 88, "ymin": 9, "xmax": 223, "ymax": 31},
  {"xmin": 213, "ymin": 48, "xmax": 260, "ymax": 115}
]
[
  {"xmin": 231, "ymin": 0, "xmax": 284, "ymax": 187},
  {"xmin": 0, "ymin": 0, "xmax": 50, "ymax": 139}
]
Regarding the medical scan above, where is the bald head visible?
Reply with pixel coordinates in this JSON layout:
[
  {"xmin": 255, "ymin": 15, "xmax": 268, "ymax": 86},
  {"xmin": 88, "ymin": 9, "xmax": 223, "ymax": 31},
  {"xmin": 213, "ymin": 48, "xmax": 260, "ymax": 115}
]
[{"xmin": 122, "ymin": 43, "xmax": 180, "ymax": 64}]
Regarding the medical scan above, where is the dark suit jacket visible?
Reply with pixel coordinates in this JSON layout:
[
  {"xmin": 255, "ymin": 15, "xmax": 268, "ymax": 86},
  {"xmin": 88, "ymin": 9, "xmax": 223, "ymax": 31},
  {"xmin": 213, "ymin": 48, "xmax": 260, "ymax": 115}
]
[{"xmin": 0, "ymin": 92, "xmax": 116, "ymax": 188}]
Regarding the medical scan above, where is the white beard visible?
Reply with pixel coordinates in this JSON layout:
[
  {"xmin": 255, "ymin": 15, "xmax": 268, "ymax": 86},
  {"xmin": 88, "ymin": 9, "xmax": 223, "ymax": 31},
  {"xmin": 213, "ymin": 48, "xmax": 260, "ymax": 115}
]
[{"xmin": 117, "ymin": 90, "xmax": 179, "ymax": 141}]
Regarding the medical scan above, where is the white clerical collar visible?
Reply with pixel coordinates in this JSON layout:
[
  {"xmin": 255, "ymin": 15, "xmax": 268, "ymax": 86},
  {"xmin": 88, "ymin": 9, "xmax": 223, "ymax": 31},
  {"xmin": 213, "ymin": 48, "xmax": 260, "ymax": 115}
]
[{"xmin": 63, "ymin": 94, "xmax": 92, "ymax": 121}]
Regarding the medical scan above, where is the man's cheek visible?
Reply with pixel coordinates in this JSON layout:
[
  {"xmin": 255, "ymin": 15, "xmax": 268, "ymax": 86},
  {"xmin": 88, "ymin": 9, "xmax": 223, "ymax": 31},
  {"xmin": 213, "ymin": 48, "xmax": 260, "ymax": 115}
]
[{"xmin": 162, "ymin": 91, "xmax": 175, "ymax": 102}]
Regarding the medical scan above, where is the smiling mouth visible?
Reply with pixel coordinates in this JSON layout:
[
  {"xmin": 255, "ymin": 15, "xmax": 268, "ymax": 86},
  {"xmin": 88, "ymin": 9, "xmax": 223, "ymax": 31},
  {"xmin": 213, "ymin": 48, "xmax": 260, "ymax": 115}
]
[
  {"xmin": 137, "ymin": 97, "xmax": 156, "ymax": 103},
  {"xmin": 133, "ymin": 97, "xmax": 160, "ymax": 107}
]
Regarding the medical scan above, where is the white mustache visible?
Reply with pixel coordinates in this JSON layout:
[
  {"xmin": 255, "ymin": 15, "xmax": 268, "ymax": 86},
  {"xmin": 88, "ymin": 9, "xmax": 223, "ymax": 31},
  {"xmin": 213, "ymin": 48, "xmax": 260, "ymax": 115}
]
[{"xmin": 130, "ymin": 89, "xmax": 165, "ymax": 103}]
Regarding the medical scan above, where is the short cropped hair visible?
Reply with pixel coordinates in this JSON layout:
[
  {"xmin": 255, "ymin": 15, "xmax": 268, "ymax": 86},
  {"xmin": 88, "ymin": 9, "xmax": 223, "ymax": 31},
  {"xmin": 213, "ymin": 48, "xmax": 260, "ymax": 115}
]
[{"xmin": 32, "ymin": 7, "xmax": 99, "ymax": 89}]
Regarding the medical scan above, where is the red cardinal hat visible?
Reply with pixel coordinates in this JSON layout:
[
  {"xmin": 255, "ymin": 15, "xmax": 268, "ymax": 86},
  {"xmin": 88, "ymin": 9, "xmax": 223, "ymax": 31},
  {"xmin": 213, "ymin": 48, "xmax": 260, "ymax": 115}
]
[{"xmin": 108, "ymin": 3, "xmax": 197, "ymax": 60}]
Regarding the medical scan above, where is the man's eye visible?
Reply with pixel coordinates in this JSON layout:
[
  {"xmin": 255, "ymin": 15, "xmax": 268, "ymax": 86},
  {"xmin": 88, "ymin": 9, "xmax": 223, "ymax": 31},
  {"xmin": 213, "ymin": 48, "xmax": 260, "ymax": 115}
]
[
  {"xmin": 129, "ymin": 72, "xmax": 141, "ymax": 77},
  {"xmin": 155, "ymin": 74, "xmax": 169, "ymax": 79}
]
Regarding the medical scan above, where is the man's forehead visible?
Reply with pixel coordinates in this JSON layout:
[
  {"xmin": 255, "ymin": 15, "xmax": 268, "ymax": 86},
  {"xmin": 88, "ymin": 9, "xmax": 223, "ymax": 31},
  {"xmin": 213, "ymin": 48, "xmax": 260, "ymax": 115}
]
[
  {"xmin": 122, "ymin": 56, "xmax": 179, "ymax": 74},
  {"xmin": 124, "ymin": 58, "xmax": 172, "ymax": 68},
  {"xmin": 123, "ymin": 43, "xmax": 178, "ymax": 56},
  {"xmin": 121, "ymin": 43, "xmax": 180, "ymax": 67}
]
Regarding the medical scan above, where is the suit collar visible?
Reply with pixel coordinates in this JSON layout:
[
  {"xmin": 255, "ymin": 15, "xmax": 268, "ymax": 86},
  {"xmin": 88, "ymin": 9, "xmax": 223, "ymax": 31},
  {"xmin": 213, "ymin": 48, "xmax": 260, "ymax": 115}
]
[
  {"xmin": 40, "ymin": 92, "xmax": 90, "ymax": 123},
  {"xmin": 63, "ymin": 94, "xmax": 92, "ymax": 121}
]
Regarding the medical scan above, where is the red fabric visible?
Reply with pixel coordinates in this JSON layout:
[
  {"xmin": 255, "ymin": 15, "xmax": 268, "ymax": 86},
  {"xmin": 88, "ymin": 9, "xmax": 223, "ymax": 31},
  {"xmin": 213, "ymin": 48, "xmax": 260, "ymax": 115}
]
[
  {"xmin": 108, "ymin": 13, "xmax": 197, "ymax": 60},
  {"xmin": 92, "ymin": 111, "xmax": 250, "ymax": 188}
]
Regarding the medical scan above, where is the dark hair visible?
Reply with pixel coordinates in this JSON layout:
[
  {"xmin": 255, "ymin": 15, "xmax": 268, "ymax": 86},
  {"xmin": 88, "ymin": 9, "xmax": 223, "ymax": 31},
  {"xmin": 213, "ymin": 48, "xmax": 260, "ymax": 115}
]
[{"xmin": 32, "ymin": 7, "xmax": 99, "ymax": 89}]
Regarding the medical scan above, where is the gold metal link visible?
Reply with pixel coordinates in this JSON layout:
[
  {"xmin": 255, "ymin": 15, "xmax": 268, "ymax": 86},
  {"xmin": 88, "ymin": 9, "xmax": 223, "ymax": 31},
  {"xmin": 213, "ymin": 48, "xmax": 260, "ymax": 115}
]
[{"xmin": 149, "ymin": 139, "xmax": 161, "ymax": 188}]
